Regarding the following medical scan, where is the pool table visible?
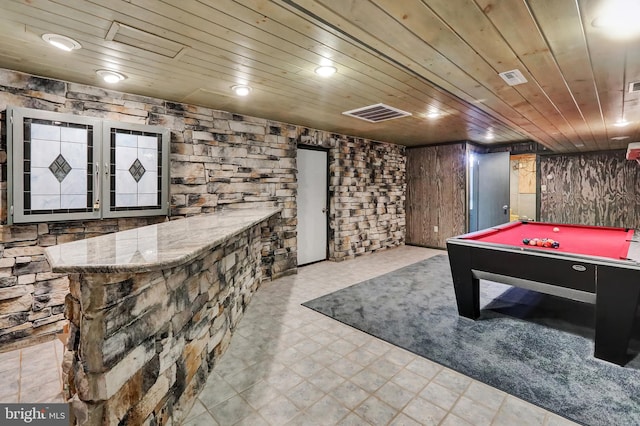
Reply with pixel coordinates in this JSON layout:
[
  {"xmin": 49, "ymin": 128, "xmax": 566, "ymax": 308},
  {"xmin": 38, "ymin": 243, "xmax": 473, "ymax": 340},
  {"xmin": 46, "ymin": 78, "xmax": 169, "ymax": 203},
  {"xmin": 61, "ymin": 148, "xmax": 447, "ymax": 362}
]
[{"xmin": 446, "ymin": 220, "xmax": 640, "ymax": 365}]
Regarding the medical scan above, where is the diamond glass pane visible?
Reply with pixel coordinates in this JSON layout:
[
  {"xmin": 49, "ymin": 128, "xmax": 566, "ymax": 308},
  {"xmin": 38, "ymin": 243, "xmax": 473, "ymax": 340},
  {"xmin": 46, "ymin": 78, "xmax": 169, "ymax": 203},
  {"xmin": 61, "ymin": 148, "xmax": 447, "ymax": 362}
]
[
  {"xmin": 49, "ymin": 154, "xmax": 72, "ymax": 182},
  {"xmin": 129, "ymin": 158, "xmax": 146, "ymax": 182}
]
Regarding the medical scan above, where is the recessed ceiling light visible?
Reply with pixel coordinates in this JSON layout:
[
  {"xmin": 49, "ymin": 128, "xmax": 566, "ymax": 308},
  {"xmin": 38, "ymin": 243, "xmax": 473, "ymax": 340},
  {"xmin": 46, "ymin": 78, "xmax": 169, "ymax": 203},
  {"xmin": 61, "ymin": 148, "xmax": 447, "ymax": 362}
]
[
  {"xmin": 42, "ymin": 33, "xmax": 81, "ymax": 51},
  {"xmin": 612, "ymin": 135, "xmax": 630, "ymax": 140},
  {"xmin": 314, "ymin": 66, "xmax": 337, "ymax": 77},
  {"xmin": 592, "ymin": 0, "xmax": 640, "ymax": 39},
  {"xmin": 96, "ymin": 69, "xmax": 126, "ymax": 83},
  {"xmin": 485, "ymin": 132, "xmax": 495, "ymax": 140},
  {"xmin": 614, "ymin": 119, "xmax": 630, "ymax": 127},
  {"xmin": 425, "ymin": 108, "xmax": 441, "ymax": 119},
  {"xmin": 574, "ymin": 143, "xmax": 585, "ymax": 147},
  {"xmin": 231, "ymin": 85, "xmax": 252, "ymax": 96}
]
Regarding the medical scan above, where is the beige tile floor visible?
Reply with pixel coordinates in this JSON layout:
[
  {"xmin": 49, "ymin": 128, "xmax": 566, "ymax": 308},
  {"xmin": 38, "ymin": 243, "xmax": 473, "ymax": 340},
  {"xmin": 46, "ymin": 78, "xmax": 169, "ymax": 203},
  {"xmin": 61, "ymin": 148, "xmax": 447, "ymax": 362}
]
[
  {"xmin": 0, "ymin": 246, "xmax": 579, "ymax": 425},
  {"xmin": 0, "ymin": 338, "xmax": 65, "ymax": 404},
  {"xmin": 182, "ymin": 246, "xmax": 578, "ymax": 426}
]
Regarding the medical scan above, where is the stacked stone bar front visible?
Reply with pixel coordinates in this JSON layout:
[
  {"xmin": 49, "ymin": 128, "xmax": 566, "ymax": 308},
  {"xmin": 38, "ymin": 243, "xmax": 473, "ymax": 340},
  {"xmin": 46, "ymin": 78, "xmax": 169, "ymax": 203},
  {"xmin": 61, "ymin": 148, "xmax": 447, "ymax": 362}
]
[{"xmin": 45, "ymin": 208, "xmax": 281, "ymax": 425}]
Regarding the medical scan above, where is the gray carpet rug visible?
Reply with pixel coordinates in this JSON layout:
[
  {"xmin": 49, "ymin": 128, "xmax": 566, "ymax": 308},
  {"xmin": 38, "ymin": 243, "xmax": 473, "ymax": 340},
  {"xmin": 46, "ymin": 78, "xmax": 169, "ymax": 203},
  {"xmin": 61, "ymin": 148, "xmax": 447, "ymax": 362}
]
[{"xmin": 302, "ymin": 254, "xmax": 640, "ymax": 426}]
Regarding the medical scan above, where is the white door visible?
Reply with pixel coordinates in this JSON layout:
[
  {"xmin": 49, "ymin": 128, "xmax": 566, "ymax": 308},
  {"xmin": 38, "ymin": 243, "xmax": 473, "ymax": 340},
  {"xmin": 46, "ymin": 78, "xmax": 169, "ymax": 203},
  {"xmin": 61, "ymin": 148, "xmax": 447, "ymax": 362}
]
[{"xmin": 297, "ymin": 148, "xmax": 328, "ymax": 265}]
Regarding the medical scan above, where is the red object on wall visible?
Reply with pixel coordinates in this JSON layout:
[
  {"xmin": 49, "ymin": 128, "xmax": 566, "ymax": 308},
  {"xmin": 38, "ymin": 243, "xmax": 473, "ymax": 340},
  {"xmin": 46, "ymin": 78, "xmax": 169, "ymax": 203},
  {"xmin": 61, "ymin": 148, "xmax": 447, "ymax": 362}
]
[{"xmin": 626, "ymin": 142, "xmax": 640, "ymax": 161}]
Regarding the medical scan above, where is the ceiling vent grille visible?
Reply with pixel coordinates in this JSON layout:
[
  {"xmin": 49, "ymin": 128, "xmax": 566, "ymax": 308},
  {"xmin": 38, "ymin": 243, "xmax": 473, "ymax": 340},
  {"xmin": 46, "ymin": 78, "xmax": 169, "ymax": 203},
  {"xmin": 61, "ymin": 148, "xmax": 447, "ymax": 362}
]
[
  {"xmin": 342, "ymin": 103, "xmax": 412, "ymax": 123},
  {"xmin": 629, "ymin": 81, "xmax": 640, "ymax": 93},
  {"xmin": 498, "ymin": 69, "xmax": 528, "ymax": 86},
  {"xmin": 105, "ymin": 21, "xmax": 188, "ymax": 60}
]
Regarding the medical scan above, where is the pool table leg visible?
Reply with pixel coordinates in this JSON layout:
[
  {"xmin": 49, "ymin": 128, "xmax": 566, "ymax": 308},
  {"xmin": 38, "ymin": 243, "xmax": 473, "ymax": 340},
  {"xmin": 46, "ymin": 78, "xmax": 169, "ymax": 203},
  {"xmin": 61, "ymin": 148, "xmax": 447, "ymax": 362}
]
[
  {"xmin": 447, "ymin": 243, "xmax": 480, "ymax": 319},
  {"xmin": 594, "ymin": 265, "xmax": 640, "ymax": 365}
]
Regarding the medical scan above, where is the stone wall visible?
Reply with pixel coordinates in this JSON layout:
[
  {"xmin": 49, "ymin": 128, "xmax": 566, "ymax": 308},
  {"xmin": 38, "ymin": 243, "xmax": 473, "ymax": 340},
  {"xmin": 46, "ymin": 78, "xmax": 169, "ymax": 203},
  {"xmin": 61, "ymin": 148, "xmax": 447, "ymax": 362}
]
[
  {"xmin": 300, "ymin": 131, "xmax": 406, "ymax": 260},
  {"xmin": 331, "ymin": 137, "xmax": 406, "ymax": 258},
  {"xmin": 63, "ymin": 222, "xmax": 263, "ymax": 425},
  {"xmin": 0, "ymin": 68, "xmax": 406, "ymax": 349},
  {"xmin": 0, "ymin": 218, "xmax": 166, "ymax": 350}
]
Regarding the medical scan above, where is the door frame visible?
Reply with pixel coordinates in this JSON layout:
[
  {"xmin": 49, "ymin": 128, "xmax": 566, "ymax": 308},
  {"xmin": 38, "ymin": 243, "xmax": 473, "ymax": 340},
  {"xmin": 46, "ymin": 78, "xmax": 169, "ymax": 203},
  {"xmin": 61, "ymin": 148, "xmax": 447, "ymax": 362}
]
[
  {"xmin": 467, "ymin": 148, "xmax": 479, "ymax": 233},
  {"xmin": 467, "ymin": 149, "xmax": 510, "ymax": 232},
  {"xmin": 297, "ymin": 144, "xmax": 330, "ymax": 265}
]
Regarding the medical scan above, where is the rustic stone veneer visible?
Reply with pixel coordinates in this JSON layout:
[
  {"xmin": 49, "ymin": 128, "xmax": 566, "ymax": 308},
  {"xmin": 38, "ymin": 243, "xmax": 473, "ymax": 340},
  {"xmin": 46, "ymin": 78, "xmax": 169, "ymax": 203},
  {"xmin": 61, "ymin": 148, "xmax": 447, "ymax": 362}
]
[
  {"xmin": 0, "ymin": 68, "xmax": 406, "ymax": 349},
  {"xmin": 61, "ymin": 222, "xmax": 264, "ymax": 425},
  {"xmin": 299, "ymin": 131, "xmax": 406, "ymax": 260}
]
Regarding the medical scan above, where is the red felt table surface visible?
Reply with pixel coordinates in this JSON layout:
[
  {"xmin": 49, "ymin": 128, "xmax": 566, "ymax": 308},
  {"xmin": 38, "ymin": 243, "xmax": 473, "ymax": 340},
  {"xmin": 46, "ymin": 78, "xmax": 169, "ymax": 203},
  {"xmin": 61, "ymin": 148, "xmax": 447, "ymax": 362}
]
[{"xmin": 465, "ymin": 222, "xmax": 633, "ymax": 260}]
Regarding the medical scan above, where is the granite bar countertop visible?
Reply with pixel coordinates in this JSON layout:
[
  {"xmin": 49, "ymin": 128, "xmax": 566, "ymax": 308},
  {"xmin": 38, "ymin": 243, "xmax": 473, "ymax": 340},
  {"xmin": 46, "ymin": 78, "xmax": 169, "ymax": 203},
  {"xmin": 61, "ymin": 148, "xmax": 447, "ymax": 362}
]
[{"xmin": 45, "ymin": 207, "xmax": 282, "ymax": 273}]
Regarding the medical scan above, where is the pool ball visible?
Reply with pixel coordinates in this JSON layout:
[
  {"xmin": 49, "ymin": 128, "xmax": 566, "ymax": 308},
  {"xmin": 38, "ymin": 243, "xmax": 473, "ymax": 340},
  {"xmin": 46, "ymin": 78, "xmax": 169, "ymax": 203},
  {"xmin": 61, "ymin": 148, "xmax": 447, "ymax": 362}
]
[{"xmin": 553, "ymin": 227, "xmax": 560, "ymax": 232}]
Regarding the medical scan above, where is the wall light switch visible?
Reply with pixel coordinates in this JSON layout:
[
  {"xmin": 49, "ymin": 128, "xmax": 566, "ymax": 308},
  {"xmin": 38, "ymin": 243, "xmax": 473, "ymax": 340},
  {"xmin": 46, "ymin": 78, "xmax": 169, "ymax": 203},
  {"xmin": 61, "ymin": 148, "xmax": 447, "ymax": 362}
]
[
  {"xmin": 434, "ymin": 226, "xmax": 439, "ymax": 232},
  {"xmin": 541, "ymin": 184, "xmax": 547, "ymax": 192}
]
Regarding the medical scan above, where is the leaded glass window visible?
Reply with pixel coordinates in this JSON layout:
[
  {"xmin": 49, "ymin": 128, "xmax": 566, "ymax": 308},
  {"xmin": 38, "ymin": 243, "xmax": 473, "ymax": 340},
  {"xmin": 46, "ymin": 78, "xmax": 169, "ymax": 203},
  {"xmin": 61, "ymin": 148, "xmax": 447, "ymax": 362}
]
[
  {"xmin": 26, "ymin": 119, "xmax": 93, "ymax": 213},
  {"xmin": 108, "ymin": 128, "xmax": 163, "ymax": 212},
  {"xmin": 103, "ymin": 122, "xmax": 169, "ymax": 218},
  {"xmin": 7, "ymin": 107, "xmax": 169, "ymax": 224},
  {"xmin": 8, "ymin": 109, "xmax": 101, "ymax": 223}
]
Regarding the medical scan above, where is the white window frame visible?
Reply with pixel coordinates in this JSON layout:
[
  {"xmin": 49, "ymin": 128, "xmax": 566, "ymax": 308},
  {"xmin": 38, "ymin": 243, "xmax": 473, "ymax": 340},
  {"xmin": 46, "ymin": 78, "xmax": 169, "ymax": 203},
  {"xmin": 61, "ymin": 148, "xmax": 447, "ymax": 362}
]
[{"xmin": 7, "ymin": 106, "xmax": 170, "ymax": 224}]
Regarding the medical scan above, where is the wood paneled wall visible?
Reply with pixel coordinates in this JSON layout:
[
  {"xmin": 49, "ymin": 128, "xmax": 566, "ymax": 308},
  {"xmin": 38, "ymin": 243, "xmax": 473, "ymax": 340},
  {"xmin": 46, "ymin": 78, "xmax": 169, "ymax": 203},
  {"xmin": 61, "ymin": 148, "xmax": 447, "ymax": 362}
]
[
  {"xmin": 540, "ymin": 150, "xmax": 640, "ymax": 228},
  {"xmin": 407, "ymin": 146, "xmax": 639, "ymax": 245},
  {"xmin": 406, "ymin": 143, "xmax": 467, "ymax": 248}
]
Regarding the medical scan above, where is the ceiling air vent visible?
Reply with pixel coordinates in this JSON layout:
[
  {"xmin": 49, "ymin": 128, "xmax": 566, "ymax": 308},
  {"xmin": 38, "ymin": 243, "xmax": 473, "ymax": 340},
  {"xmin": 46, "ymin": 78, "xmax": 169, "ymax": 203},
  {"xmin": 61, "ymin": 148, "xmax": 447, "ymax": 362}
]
[
  {"xmin": 629, "ymin": 81, "xmax": 640, "ymax": 93},
  {"xmin": 105, "ymin": 21, "xmax": 188, "ymax": 60},
  {"xmin": 498, "ymin": 69, "xmax": 528, "ymax": 86},
  {"xmin": 342, "ymin": 103, "xmax": 412, "ymax": 123}
]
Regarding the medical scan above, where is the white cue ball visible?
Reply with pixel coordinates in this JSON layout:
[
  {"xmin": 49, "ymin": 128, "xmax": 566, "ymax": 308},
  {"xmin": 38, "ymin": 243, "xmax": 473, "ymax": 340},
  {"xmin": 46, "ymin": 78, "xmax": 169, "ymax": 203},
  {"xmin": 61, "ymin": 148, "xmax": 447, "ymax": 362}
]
[{"xmin": 553, "ymin": 227, "xmax": 559, "ymax": 232}]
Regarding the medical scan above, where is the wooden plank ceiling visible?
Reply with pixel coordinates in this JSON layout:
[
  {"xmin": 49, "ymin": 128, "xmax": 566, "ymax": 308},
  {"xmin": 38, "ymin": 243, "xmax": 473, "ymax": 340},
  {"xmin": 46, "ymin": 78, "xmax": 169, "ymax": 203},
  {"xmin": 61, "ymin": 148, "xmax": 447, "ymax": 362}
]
[{"xmin": 0, "ymin": 0, "xmax": 638, "ymax": 152}]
